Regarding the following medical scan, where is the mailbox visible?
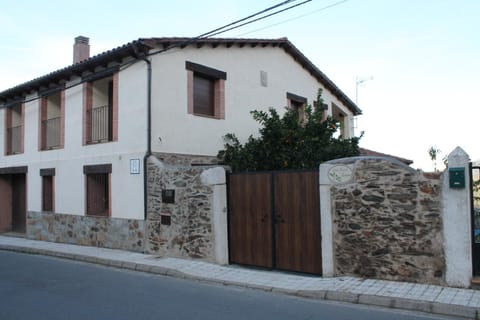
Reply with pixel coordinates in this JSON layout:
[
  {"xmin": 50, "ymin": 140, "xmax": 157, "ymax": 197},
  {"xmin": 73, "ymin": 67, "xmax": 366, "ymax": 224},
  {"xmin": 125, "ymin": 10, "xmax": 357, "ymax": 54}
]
[
  {"xmin": 449, "ymin": 167, "xmax": 465, "ymax": 189},
  {"xmin": 162, "ymin": 189, "xmax": 175, "ymax": 203}
]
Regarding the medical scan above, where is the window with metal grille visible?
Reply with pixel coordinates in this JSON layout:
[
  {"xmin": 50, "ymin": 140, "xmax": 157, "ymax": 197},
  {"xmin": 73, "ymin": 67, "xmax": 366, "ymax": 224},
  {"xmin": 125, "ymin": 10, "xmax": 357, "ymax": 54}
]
[
  {"xmin": 5, "ymin": 104, "xmax": 24, "ymax": 155},
  {"xmin": 40, "ymin": 91, "xmax": 63, "ymax": 150},
  {"xmin": 83, "ymin": 73, "xmax": 118, "ymax": 145},
  {"xmin": 84, "ymin": 164, "xmax": 111, "ymax": 217},
  {"xmin": 86, "ymin": 173, "xmax": 109, "ymax": 216}
]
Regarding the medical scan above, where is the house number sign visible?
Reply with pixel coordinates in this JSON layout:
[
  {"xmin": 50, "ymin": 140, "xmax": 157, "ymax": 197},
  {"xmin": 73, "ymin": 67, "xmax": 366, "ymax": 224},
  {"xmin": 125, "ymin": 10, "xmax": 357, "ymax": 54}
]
[
  {"xmin": 328, "ymin": 165, "xmax": 353, "ymax": 184},
  {"xmin": 130, "ymin": 159, "xmax": 140, "ymax": 174}
]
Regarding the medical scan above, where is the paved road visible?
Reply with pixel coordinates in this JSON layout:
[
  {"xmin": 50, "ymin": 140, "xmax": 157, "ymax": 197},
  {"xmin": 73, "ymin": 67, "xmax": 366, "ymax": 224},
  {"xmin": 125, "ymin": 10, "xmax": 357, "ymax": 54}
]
[{"xmin": 0, "ymin": 251, "xmax": 460, "ymax": 320}]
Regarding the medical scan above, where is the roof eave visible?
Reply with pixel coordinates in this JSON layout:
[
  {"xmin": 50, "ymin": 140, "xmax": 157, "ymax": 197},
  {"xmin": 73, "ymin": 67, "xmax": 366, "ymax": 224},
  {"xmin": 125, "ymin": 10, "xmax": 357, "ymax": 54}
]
[{"xmin": 0, "ymin": 39, "xmax": 150, "ymax": 106}]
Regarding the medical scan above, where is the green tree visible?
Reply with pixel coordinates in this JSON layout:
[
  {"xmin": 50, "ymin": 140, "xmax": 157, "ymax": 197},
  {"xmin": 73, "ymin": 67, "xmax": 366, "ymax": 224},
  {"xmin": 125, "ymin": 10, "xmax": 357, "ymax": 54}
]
[
  {"xmin": 217, "ymin": 90, "xmax": 361, "ymax": 172},
  {"xmin": 428, "ymin": 146, "xmax": 441, "ymax": 172}
]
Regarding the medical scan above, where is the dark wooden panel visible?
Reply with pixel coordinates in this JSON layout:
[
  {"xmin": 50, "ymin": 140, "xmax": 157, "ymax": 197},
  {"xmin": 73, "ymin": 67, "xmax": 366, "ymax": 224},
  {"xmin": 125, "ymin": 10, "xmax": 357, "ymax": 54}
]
[
  {"xmin": 40, "ymin": 168, "xmax": 55, "ymax": 176},
  {"xmin": 193, "ymin": 75, "xmax": 214, "ymax": 116},
  {"xmin": 83, "ymin": 164, "xmax": 112, "ymax": 174},
  {"xmin": 0, "ymin": 175, "xmax": 13, "ymax": 232},
  {"xmin": 42, "ymin": 176, "xmax": 54, "ymax": 212},
  {"xmin": 274, "ymin": 171, "xmax": 322, "ymax": 275},
  {"xmin": 228, "ymin": 173, "xmax": 273, "ymax": 268},
  {"xmin": 0, "ymin": 166, "xmax": 28, "ymax": 174},
  {"xmin": 185, "ymin": 61, "xmax": 227, "ymax": 80},
  {"xmin": 11, "ymin": 174, "xmax": 26, "ymax": 233},
  {"xmin": 86, "ymin": 173, "xmax": 109, "ymax": 217}
]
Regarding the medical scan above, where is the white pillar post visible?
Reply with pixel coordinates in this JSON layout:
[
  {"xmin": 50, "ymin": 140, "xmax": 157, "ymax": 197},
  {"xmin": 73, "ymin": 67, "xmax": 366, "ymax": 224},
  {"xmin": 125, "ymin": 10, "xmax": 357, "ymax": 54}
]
[
  {"xmin": 201, "ymin": 167, "xmax": 229, "ymax": 265},
  {"xmin": 443, "ymin": 147, "xmax": 472, "ymax": 287}
]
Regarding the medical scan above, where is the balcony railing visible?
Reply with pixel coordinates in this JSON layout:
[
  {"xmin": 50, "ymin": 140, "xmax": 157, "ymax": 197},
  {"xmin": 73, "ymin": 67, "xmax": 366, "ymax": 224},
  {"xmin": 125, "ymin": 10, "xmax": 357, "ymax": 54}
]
[
  {"xmin": 42, "ymin": 117, "xmax": 61, "ymax": 149},
  {"xmin": 7, "ymin": 125, "xmax": 22, "ymax": 154},
  {"xmin": 88, "ymin": 105, "xmax": 111, "ymax": 143}
]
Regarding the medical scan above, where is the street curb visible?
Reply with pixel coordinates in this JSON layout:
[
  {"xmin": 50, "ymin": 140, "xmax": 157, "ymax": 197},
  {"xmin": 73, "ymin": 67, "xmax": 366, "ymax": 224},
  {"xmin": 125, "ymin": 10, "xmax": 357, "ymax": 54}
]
[{"xmin": 1, "ymin": 244, "xmax": 478, "ymax": 319}]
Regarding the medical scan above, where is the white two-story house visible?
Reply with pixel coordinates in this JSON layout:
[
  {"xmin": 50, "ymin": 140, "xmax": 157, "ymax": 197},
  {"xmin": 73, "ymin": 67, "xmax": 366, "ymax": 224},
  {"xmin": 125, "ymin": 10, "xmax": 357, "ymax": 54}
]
[{"xmin": 0, "ymin": 36, "xmax": 361, "ymax": 253}]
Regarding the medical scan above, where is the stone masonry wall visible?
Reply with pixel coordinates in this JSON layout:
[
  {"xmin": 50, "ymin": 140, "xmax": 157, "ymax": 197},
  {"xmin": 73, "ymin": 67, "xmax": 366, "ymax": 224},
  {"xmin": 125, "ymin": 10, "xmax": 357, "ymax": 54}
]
[
  {"xmin": 145, "ymin": 157, "xmax": 216, "ymax": 261},
  {"xmin": 27, "ymin": 211, "xmax": 145, "ymax": 252},
  {"xmin": 331, "ymin": 158, "xmax": 445, "ymax": 284}
]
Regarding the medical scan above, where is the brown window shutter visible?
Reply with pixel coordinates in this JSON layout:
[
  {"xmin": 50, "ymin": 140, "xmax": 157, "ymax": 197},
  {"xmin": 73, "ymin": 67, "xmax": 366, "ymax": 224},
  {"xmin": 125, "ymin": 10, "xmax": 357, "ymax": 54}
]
[
  {"xmin": 193, "ymin": 75, "xmax": 215, "ymax": 116},
  {"xmin": 42, "ymin": 176, "xmax": 53, "ymax": 211}
]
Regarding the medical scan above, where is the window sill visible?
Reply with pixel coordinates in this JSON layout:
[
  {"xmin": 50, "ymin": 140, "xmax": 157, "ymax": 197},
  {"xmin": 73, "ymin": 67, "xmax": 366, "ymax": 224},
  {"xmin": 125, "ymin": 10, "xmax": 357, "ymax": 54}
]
[
  {"xmin": 192, "ymin": 112, "xmax": 223, "ymax": 120},
  {"xmin": 40, "ymin": 146, "xmax": 63, "ymax": 151},
  {"xmin": 86, "ymin": 140, "xmax": 115, "ymax": 145},
  {"xmin": 85, "ymin": 213, "xmax": 111, "ymax": 218}
]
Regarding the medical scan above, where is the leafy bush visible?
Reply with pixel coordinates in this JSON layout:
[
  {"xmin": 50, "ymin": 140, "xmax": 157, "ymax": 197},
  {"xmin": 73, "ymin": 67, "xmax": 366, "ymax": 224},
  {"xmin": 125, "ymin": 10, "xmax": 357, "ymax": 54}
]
[{"xmin": 217, "ymin": 90, "xmax": 361, "ymax": 172}]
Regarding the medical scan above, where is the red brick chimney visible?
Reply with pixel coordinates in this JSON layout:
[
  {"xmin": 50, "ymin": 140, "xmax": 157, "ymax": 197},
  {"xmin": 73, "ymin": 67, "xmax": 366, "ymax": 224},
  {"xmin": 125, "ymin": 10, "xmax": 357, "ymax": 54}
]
[{"xmin": 73, "ymin": 36, "xmax": 90, "ymax": 64}]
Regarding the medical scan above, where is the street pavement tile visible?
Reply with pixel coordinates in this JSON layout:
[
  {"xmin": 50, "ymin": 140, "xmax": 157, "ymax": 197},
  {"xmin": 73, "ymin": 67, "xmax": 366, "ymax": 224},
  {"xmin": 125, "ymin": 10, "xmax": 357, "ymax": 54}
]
[
  {"xmin": 435, "ymin": 288, "xmax": 459, "ymax": 304},
  {"xmin": 404, "ymin": 283, "xmax": 429, "ymax": 300},
  {"xmin": 449, "ymin": 289, "xmax": 475, "ymax": 306},
  {"xmin": 416, "ymin": 285, "xmax": 443, "ymax": 302},
  {"xmin": 467, "ymin": 291, "xmax": 480, "ymax": 308}
]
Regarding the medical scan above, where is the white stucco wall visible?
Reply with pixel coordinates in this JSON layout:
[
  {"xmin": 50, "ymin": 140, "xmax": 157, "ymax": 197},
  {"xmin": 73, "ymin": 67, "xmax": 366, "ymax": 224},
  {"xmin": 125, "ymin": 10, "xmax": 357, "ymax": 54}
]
[
  {"xmin": 0, "ymin": 61, "xmax": 148, "ymax": 220},
  {"xmin": 319, "ymin": 160, "xmax": 356, "ymax": 277},
  {"xmin": 149, "ymin": 45, "xmax": 355, "ymax": 157},
  {"xmin": 200, "ymin": 166, "xmax": 228, "ymax": 265},
  {"xmin": 0, "ymin": 43, "xmax": 356, "ymax": 222}
]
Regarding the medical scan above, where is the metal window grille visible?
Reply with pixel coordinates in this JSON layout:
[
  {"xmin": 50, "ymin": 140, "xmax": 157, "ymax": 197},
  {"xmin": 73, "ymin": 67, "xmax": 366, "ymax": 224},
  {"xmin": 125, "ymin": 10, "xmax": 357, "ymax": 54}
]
[
  {"xmin": 86, "ymin": 173, "xmax": 109, "ymax": 216},
  {"xmin": 88, "ymin": 105, "xmax": 111, "ymax": 143},
  {"xmin": 7, "ymin": 125, "xmax": 22, "ymax": 154},
  {"xmin": 42, "ymin": 117, "xmax": 61, "ymax": 149}
]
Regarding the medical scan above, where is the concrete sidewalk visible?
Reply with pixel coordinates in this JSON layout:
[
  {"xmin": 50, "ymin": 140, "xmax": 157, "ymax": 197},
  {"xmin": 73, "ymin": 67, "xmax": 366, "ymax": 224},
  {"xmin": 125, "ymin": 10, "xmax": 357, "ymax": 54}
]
[{"xmin": 0, "ymin": 235, "xmax": 478, "ymax": 319}]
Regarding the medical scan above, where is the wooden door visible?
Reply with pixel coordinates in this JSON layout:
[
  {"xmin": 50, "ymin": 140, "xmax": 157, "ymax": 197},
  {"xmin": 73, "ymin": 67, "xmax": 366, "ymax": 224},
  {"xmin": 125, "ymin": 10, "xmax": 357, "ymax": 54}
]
[
  {"xmin": 228, "ymin": 170, "xmax": 322, "ymax": 275},
  {"xmin": 0, "ymin": 175, "xmax": 13, "ymax": 232},
  {"xmin": 274, "ymin": 171, "xmax": 322, "ymax": 274},
  {"xmin": 228, "ymin": 173, "xmax": 273, "ymax": 268},
  {"xmin": 11, "ymin": 174, "xmax": 26, "ymax": 233}
]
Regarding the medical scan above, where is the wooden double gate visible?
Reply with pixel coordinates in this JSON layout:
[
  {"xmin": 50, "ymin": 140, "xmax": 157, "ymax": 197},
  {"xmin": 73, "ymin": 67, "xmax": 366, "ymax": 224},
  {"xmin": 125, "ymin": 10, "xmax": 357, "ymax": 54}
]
[{"xmin": 228, "ymin": 170, "xmax": 322, "ymax": 275}]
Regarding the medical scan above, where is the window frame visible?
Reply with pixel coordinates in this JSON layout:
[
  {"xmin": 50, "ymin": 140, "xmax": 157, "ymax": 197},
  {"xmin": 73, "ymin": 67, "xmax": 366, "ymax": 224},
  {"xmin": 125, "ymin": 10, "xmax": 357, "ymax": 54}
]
[
  {"xmin": 84, "ymin": 164, "xmax": 112, "ymax": 217},
  {"xmin": 331, "ymin": 102, "xmax": 347, "ymax": 138},
  {"xmin": 186, "ymin": 61, "xmax": 226, "ymax": 119},
  {"xmin": 39, "ymin": 89, "xmax": 65, "ymax": 151},
  {"xmin": 82, "ymin": 72, "xmax": 118, "ymax": 145},
  {"xmin": 4, "ymin": 103, "xmax": 24, "ymax": 155},
  {"xmin": 40, "ymin": 168, "xmax": 55, "ymax": 212},
  {"xmin": 287, "ymin": 92, "xmax": 307, "ymax": 123}
]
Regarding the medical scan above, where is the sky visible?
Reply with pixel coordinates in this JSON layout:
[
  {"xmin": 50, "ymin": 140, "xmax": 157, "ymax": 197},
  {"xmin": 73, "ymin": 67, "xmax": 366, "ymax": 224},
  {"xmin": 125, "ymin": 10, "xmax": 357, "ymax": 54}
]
[{"xmin": 1, "ymin": 0, "xmax": 479, "ymax": 170}]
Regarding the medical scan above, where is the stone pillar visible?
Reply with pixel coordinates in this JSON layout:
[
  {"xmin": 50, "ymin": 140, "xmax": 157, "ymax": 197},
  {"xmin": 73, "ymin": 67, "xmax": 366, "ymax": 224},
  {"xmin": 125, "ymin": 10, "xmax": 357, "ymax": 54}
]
[
  {"xmin": 319, "ymin": 159, "xmax": 356, "ymax": 277},
  {"xmin": 200, "ymin": 167, "xmax": 228, "ymax": 265},
  {"xmin": 443, "ymin": 147, "xmax": 472, "ymax": 287}
]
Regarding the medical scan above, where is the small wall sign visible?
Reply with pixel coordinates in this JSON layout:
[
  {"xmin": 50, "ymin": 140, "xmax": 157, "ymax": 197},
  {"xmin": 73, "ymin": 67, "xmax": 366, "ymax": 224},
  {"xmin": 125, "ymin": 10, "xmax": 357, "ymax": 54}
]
[
  {"xmin": 162, "ymin": 189, "xmax": 175, "ymax": 203},
  {"xmin": 130, "ymin": 159, "xmax": 140, "ymax": 174},
  {"xmin": 328, "ymin": 165, "xmax": 353, "ymax": 184},
  {"xmin": 161, "ymin": 214, "xmax": 171, "ymax": 226}
]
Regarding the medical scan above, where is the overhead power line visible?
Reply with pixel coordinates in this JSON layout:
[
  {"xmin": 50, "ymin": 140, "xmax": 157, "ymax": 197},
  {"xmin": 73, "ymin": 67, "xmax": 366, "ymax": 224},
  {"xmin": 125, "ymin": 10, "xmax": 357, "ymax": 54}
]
[
  {"xmin": 146, "ymin": 0, "xmax": 312, "ymax": 57},
  {"xmin": 207, "ymin": 0, "xmax": 312, "ymax": 38},
  {"xmin": 196, "ymin": 0, "xmax": 301, "ymax": 39},
  {"xmin": 1, "ymin": 0, "xmax": 314, "ymax": 106},
  {"xmin": 236, "ymin": 0, "xmax": 350, "ymax": 37}
]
